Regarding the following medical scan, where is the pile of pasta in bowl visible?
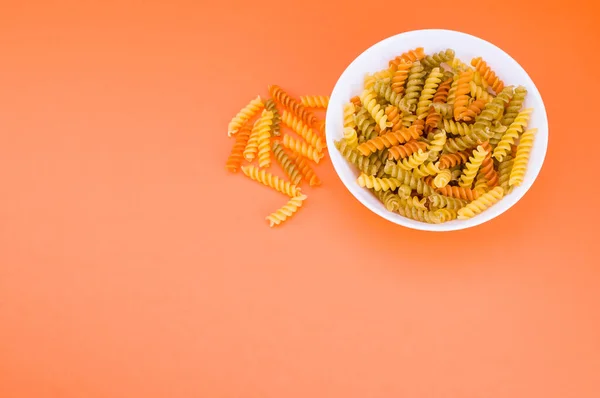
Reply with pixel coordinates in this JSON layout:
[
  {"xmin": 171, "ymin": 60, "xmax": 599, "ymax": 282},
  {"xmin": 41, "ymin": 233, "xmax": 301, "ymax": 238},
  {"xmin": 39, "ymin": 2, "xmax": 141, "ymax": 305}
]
[{"xmin": 335, "ymin": 47, "xmax": 537, "ymax": 224}]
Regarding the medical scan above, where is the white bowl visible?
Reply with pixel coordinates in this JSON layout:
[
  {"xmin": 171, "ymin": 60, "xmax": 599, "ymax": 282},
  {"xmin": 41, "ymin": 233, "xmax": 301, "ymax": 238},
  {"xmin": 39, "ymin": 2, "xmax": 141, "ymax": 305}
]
[{"xmin": 325, "ymin": 29, "xmax": 548, "ymax": 231}]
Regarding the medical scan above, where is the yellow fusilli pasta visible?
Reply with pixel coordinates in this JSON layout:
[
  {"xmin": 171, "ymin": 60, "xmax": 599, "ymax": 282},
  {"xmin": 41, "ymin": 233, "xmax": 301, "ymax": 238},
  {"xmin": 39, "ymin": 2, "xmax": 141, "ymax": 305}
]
[
  {"xmin": 457, "ymin": 187, "xmax": 504, "ymax": 220},
  {"xmin": 228, "ymin": 95, "xmax": 264, "ymax": 137},
  {"xmin": 300, "ymin": 95, "xmax": 329, "ymax": 109},
  {"xmin": 509, "ymin": 128, "xmax": 537, "ymax": 187},
  {"xmin": 266, "ymin": 194, "xmax": 307, "ymax": 227},
  {"xmin": 458, "ymin": 145, "xmax": 487, "ymax": 188}
]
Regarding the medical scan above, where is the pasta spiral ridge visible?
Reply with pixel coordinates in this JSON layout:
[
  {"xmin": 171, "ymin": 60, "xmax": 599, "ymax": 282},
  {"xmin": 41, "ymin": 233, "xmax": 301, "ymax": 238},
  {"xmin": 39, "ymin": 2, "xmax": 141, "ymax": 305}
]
[
  {"xmin": 364, "ymin": 69, "xmax": 393, "ymax": 90},
  {"xmin": 397, "ymin": 205, "xmax": 443, "ymax": 224},
  {"xmin": 433, "ymin": 168, "xmax": 452, "ymax": 188},
  {"xmin": 420, "ymin": 49, "xmax": 455, "ymax": 70},
  {"xmin": 272, "ymin": 141, "xmax": 302, "ymax": 185},
  {"xmin": 449, "ymin": 57, "xmax": 473, "ymax": 72},
  {"xmin": 357, "ymin": 128, "xmax": 420, "ymax": 156},
  {"xmin": 387, "ymin": 140, "xmax": 428, "ymax": 161},
  {"xmin": 432, "ymin": 102, "xmax": 454, "ymax": 119},
  {"xmin": 453, "ymin": 70, "xmax": 474, "ymax": 120},
  {"xmin": 472, "ymin": 87, "xmax": 513, "ymax": 135},
  {"xmin": 427, "ymin": 194, "xmax": 469, "ymax": 210},
  {"xmin": 397, "ymin": 149, "xmax": 428, "ymax": 171},
  {"xmin": 457, "ymin": 186, "xmax": 504, "ymax": 219},
  {"xmin": 489, "ymin": 121, "xmax": 508, "ymax": 148},
  {"xmin": 413, "ymin": 161, "xmax": 440, "ymax": 179},
  {"xmin": 360, "ymin": 89, "xmax": 390, "ymax": 130},
  {"xmin": 282, "ymin": 134, "xmax": 323, "ymax": 164},
  {"xmin": 425, "ymin": 108, "xmax": 441, "ymax": 133},
  {"xmin": 471, "ymin": 57, "xmax": 505, "ymax": 93},
  {"xmin": 444, "ymin": 125, "xmax": 493, "ymax": 153},
  {"xmin": 350, "ymin": 95, "xmax": 362, "ymax": 108},
  {"xmin": 458, "ymin": 145, "xmax": 487, "ymax": 188},
  {"xmin": 493, "ymin": 108, "xmax": 533, "ymax": 162},
  {"xmin": 473, "ymin": 173, "xmax": 489, "ymax": 194},
  {"xmin": 403, "ymin": 61, "xmax": 426, "ymax": 112},
  {"xmin": 502, "ymin": 86, "xmax": 527, "ymax": 126},
  {"xmin": 416, "ymin": 67, "xmax": 443, "ymax": 117},
  {"xmin": 438, "ymin": 149, "xmax": 473, "ymax": 168},
  {"xmin": 256, "ymin": 110, "xmax": 274, "ymax": 168},
  {"xmin": 300, "ymin": 95, "xmax": 329, "ymax": 109},
  {"xmin": 266, "ymin": 194, "xmax": 307, "ymax": 227},
  {"xmin": 478, "ymin": 141, "xmax": 498, "ymax": 187},
  {"xmin": 228, "ymin": 95, "xmax": 264, "ymax": 137},
  {"xmin": 335, "ymin": 139, "xmax": 382, "ymax": 176},
  {"xmin": 225, "ymin": 125, "xmax": 251, "ymax": 173},
  {"xmin": 400, "ymin": 195, "xmax": 428, "ymax": 210},
  {"xmin": 241, "ymin": 165, "xmax": 302, "ymax": 197},
  {"xmin": 427, "ymin": 130, "xmax": 447, "ymax": 153},
  {"xmin": 356, "ymin": 174, "xmax": 402, "ymax": 191},
  {"xmin": 264, "ymin": 99, "xmax": 281, "ymax": 136},
  {"xmin": 509, "ymin": 128, "xmax": 537, "ymax": 187},
  {"xmin": 281, "ymin": 110, "xmax": 325, "ymax": 152},
  {"xmin": 436, "ymin": 186, "xmax": 480, "ymax": 201},
  {"xmin": 392, "ymin": 60, "xmax": 412, "ymax": 95},
  {"xmin": 268, "ymin": 85, "xmax": 318, "ymax": 127},
  {"xmin": 402, "ymin": 114, "xmax": 418, "ymax": 128},
  {"xmin": 446, "ymin": 75, "xmax": 459, "ymax": 106}
]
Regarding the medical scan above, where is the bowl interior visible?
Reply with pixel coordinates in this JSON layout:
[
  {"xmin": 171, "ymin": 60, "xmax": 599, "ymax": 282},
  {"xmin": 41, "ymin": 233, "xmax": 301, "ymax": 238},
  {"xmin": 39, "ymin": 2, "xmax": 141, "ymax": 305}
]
[{"xmin": 325, "ymin": 29, "xmax": 548, "ymax": 231}]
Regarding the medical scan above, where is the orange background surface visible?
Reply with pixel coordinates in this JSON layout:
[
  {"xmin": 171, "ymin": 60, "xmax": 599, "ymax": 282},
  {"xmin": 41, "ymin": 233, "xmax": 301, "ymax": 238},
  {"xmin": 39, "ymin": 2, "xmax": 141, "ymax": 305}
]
[{"xmin": 1, "ymin": 0, "xmax": 599, "ymax": 397}]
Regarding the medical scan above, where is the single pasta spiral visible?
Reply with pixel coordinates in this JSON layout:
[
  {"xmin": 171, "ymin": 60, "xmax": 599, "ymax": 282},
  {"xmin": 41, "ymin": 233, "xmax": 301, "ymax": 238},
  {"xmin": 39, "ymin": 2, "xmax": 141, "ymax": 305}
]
[
  {"xmin": 443, "ymin": 126, "xmax": 493, "ymax": 153},
  {"xmin": 282, "ymin": 134, "xmax": 323, "ymax": 164},
  {"xmin": 290, "ymin": 152, "xmax": 322, "ymax": 186},
  {"xmin": 397, "ymin": 149, "xmax": 428, "ymax": 171},
  {"xmin": 489, "ymin": 121, "xmax": 508, "ymax": 148},
  {"xmin": 272, "ymin": 141, "xmax": 302, "ymax": 185},
  {"xmin": 435, "ymin": 208, "xmax": 458, "ymax": 222},
  {"xmin": 392, "ymin": 60, "xmax": 412, "ymax": 95},
  {"xmin": 498, "ymin": 156, "xmax": 514, "ymax": 192},
  {"xmin": 469, "ymin": 81, "xmax": 493, "ymax": 103},
  {"xmin": 502, "ymin": 86, "xmax": 527, "ymax": 126},
  {"xmin": 472, "ymin": 71, "xmax": 489, "ymax": 89},
  {"xmin": 403, "ymin": 61, "xmax": 426, "ymax": 112},
  {"xmin": 420, "ymin": 49, "xmax": 455, "ymax": 70},
  {"xmin": 243, "ymin": 120, "xmax": 260, "ymax": 162},
  {"xmin": 427, "ymin": 194, "xmax": 468, "ymax": 210},
  {"xmin": 225, "ymin": 125, "xmax": 251, "ymax": 173},
  {"xmin": 373, "ymin": 79, "xmax": 403, "ymax": 110},
  {"xmin": 364, "ymin": 69, "xmax": 393, "ymax": 90},
  {"xmin": 441, "ymin": 118, "xmax": 472, "ymax": 136},
  {"xmin": 355, "ymin": 108, "xmax": 378, "ymax": 141},
  {"xmin": 446, "ymin": 75, "xmax": 459, "ymax": 106},
  {"xmin": 478, "ymin": 141, "xmax": 498, "ymax": 187},
  {"xmin": 493, "ymin": 108, "xmax": 533, "ymax": 162},
  {"xmin": 436, "ymin": 185, "xmax": 480, "ymax": 201},
  {"xmin": 264, "ymin": 99, "xmax": 281, "ymax": 136},
  {"xmin": 433, "ymin": 168, "xmax": 452, "ymax": 188},
  {"xmin": 457, "ymin": 186, "xmax": 504, "ymax": 219},
  {"xmin": 385, "ymin": 105, "xmax": 403, "ymax": 132},
  {"xmin": 344, "ymin": 127, "xmax": 358, "ymax": 148},
  {"xmin": 397, "ymin": 184, "xmax": 412, "ymax": 198},
  {"xmin": 357, "ymin": 128, "xmax": 420, "ymax": 156},
  {"xmin": 449, "ymin": 57, "xmax": 473, "ymax": 72},
  {"xmin": 268, "ymin": 85, "xmax": 318, "ymax": 127},
  {"xmin": 281, "ymin": 110, "xmax": 325, "ymax": 152},
  {"xmin": 432, "ymin": 102, "xmax": 453, "ymax": 119},
  {"xmin": 300, "ymin": 95, "xmax": 329, "ymax": 109},
  {"xmin": 227, "ymin": 95, "xmax": 264, "ymax": 137},
  {"xmin": 241, "ymin": 165, "xmax": 301, "ymax": 197},
  {"xmin": 425, "ymin": 108, "xmax": 442, "ymax": 133},
  {"xmin": 453, "ymin": 70, "xmax": 474, "ymax": 120},
  {"xmin": 433, "ymin": 77, "xmax": 453, "ymax": 104},
  {"xmin": 266, "ymin": 194, "xmax": 307, "ymax": 228},
  {"xmin": 387, "ymin": 140, "xmax": 428, "ymax": 161},
  {"xmin": 343, "ymin": 102, "xmax": 356, "ymax": 129},
  {"xmin": 509, "ymin": 128, "xmax": 537, "ymax": 187},
  {"xmin": 459, "ymin": 145, "xmax": 487, "ymax": 188},
  {"xmin": 335, "ymin": 139, "xmax": 382, "ymax": 176},
  {"xmin": 402, "ymin": 113, "xmax": 418, "ymax": 128},
  {"xmin": 472, "ymin": 86, "xmax": 513, "ymax": 135},
  {"xmin": 360, "ymin": 89, "xmax": 390, "ymax": 130},
  {"xmin": 416, "ymin": 67, "xmax": 443, "ymax": 117},
  {"xmin": 438, "ymin": 149, "xmax": 472, "ymax": 168},
  {"xmin": 256, "ymin": 110, "xmax": 274, "ymax": 168},
  {"xmin": 471, "ymin": 57, "xmax": 505, "ymax": 93},
  {"xmin": 356, "ymin": 174, "xmax": 402, "ymax": 191}
]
